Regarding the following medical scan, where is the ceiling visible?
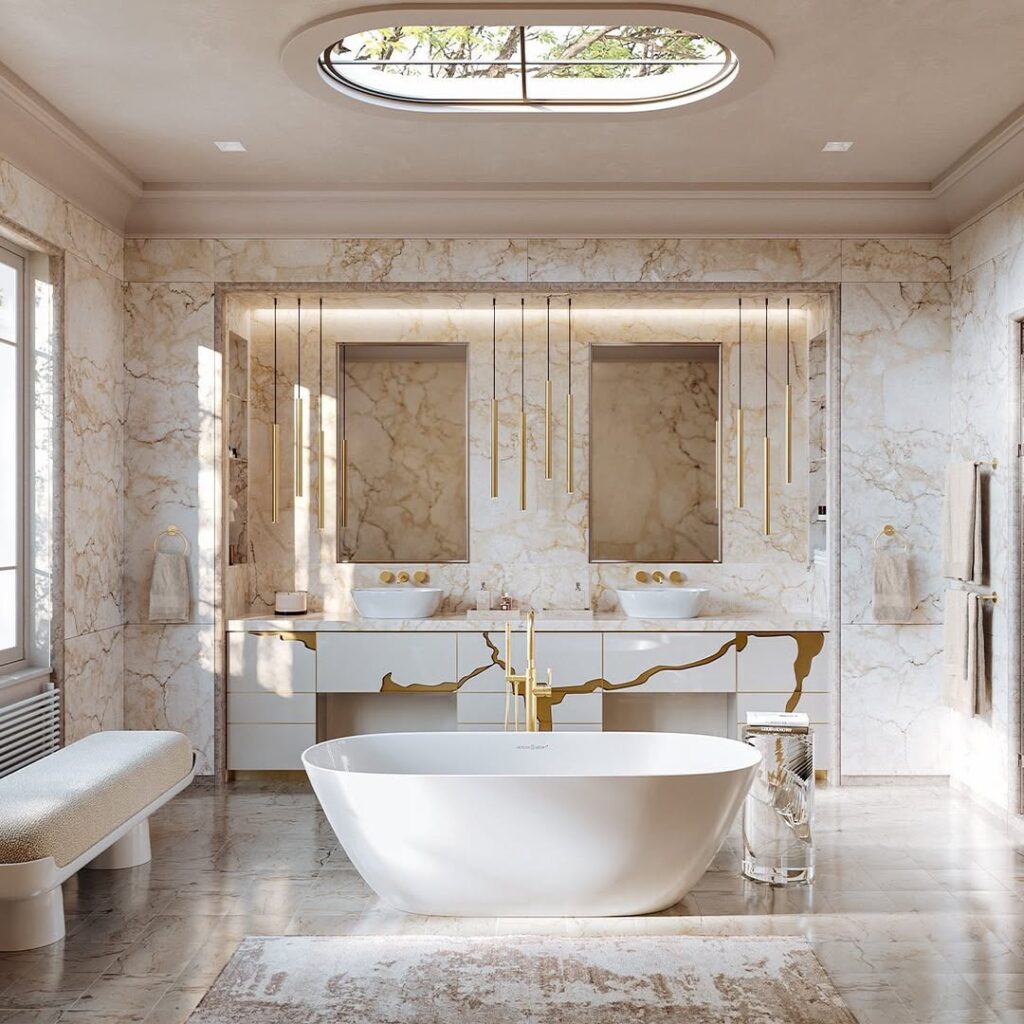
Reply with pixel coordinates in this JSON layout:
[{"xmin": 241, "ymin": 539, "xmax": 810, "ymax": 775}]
[{"xmin": 2, "ymin": 1, "xmax": 1024, "ymax": 236}]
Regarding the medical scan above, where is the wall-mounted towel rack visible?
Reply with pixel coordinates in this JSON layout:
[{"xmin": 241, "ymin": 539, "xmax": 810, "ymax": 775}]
[
  {"xmin": 974, "ymin": 458, "xmax": 998, "ymax": 469},
  {"xmin": 153, "ymin": 524, "xmax": 191, "ymax": 556},
  {"xmin": 979, "ymin": 591, "xmax": 998, "ymax": 603},
  {"xmin": 873, "ymin": 523, "xmax": 910, "ymax": 551}
]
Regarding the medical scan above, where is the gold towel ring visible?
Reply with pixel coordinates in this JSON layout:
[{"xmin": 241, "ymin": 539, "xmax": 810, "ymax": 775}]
[
  {"xmin": 153, "ymin": 524, "xmax": 191, "ymax": 556},
  {"xmin": 873, "ymin": 523, "xmax": 909, "ymax": 552}
]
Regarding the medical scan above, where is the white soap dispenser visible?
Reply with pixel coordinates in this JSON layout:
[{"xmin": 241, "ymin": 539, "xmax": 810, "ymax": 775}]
[{"xmin": 475, "ymin": 581, "xmax": 492, "ymax": 612}]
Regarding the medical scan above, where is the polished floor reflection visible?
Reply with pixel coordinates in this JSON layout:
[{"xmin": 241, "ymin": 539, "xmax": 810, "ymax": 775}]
[{"xmin": 3, "ymin": 782, "xmax": 1024, "ymax": 1022}]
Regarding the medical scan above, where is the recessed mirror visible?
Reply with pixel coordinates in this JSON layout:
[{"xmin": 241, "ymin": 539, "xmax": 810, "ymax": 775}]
[
  {"xmin": 590, "ymin": 343, "xmax": 721, "ymax": 563},
  {"xmin": 337, "ymin": 343, "xmax": 468, "ymax": 563}
]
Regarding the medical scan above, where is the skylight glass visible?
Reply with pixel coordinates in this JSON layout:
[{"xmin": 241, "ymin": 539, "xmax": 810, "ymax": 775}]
[{"xmin": 319, "ymin": 24, "xmax": 737, "ymax": 108}]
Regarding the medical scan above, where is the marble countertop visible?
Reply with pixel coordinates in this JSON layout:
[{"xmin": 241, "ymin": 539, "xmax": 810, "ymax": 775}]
[{"xmin": 227, "ymin": 612, "xmax": 829, "ymax": 633}]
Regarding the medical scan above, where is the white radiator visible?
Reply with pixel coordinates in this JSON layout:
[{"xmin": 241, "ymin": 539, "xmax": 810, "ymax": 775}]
[{"xmin": 0, "ymin": 685, "xmax": 61, "ymax": 778}]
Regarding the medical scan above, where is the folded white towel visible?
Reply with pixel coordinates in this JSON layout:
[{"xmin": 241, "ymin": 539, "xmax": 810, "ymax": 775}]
[
  {"xmin": 148, "ymin": 551, "xmax": 190, "ymax": 623},
  {"xmin": 944, "ymin": 589, "xmax": 988, "ymax": 717},
  {"xmin": 942, "ymin": 462, "xmax": 982, "ymax": 583},
  {"xmin": 873, "ymin": 550, "xmax": 914, "ymax": 623}
]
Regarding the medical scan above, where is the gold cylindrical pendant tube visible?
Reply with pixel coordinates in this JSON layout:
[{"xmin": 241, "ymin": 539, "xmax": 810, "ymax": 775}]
[
  {"xmin": 763, "ymin": 434, "xmax": 772, "ymax": 536},
  {"xmin": 271, "ymin": 423, "xmax": 280, "ymax": 524},
  {"xmin": 784, "ymin": 382, "xmax": 793, "ymax": 485},
  {"xmin": 736, "ymin": 407, "xmax": 745, "ymax": 508},
  {"xmin": 317, "ymin": 429, "xmax": 326, "ymax": 528},
  {"xmin": 519, "ymin": 410, "xmax": 527, "ymax": 511},
  {"xmin": 294, "ymin": 396, "xmax": 303, "ymax": 498},
  {"xmin": 340, "ymin": 437, "xmax": 348, "ymax": 529},
  {"xmin": 490, "ymin": 398, "xmax": 499, "ymax": 499},
  {"xmin": 715, "ymin": 419, "xmax": 721, "ymax": 511},
  {"xmin": 544, "ymin": 380, "xmax": 553, "ymax": 480},
  {"xmin": 566, "ymin": 392, "xmax": 574, "ymax": 494}
]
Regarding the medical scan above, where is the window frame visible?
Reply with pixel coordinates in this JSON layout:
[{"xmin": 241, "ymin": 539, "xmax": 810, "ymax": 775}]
[
  {"xmin": 318, "ymin": 24, "xmax": 739, "ymax": 109},
  {"xmin": 0, "ymin": 239, "xmax": 28, "ymax": 670}
]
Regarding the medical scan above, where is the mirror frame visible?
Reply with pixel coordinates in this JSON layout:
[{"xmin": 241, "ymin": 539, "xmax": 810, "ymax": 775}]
[
  {"xmin": 335, "ymin": 341, "xmax": 471, "ymax": 564},
  {"xmin": 588, "ymin": 340, "xmax": 723, "ymax": 564}
]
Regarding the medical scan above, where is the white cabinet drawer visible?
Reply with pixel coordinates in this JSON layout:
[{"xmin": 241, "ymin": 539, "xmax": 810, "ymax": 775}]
[
  {"xmin": 227, "ymin": 723, "xmax": 316, "ymax": 770},
  {"xmin": 456, "ymin": 632, "xmax": 602, "ymax": 693},
  {"xmin": 736, "ymin": 633, "xmax": 829, "ymax": 693},
  {"xmin": 456, "ymin": 692, "xmax": 603, "ymax": 725},
  {"xmin": 227, "ymin": 631, "xmax": 316, "ymax": 696},
  {"xmin": 228, "ymin": 692, "xmax": 316, "ymax": 725},
  {"xmin": 736, "ymin": 691, "xmax": 831, "ymax": 722},
  {"xmin": 603, "ymin": 633, "xmax": 736, "ymax": 693},
  {"xmin": 317, "ymin": 633, "xmax": 457, "ymax": 692}
]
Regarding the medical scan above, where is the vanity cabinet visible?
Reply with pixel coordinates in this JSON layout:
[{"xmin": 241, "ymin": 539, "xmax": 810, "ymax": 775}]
[
  {"xmin": 226, "ymin": 631, "xmax": 316, "ymax": 770},
  {"xmin": 317, "ymin": 633, "xmax": 457, "ymax": 692},
  {"xmin": 603, "ymin": 632, "xmax": 736, "ymax": 693}
]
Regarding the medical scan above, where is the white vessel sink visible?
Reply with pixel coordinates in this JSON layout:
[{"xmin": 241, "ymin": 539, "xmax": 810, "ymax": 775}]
[
  {"xmin": 352, "ymin": 588, "xmax": 443, "ymax": 620},
  {"xmin": 616, "ymin": 587, "xmax": 708, "ymax": 619}
]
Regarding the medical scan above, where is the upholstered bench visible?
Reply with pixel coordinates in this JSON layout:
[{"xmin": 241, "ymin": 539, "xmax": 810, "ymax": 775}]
[{"xmin": 0, "ymin": 730, "xmax": 195, "ymax": 950}]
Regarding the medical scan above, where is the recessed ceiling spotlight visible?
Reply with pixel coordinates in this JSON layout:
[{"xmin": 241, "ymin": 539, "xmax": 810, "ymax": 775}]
[
  {"xmin": 822, "ymin": 141, "xmax": 853, "ymax": 152},
  {"xmin": 214, "ymin": 140, "xmax": 246, "ymax": 152}
]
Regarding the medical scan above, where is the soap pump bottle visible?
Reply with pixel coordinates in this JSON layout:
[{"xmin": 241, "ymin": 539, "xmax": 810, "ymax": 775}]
[{"xmin": 475, "ymin": 582, "xmax": 492, "ymax": 612}]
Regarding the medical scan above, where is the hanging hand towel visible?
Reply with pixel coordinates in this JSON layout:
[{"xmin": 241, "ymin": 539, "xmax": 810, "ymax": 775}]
[
  {"xmin": 148, "ymin": 550, "xmax": 190, "ymax": 623},
  {"xmin": 873, "ymin": 549, "xmax": 914, "ymax": 623},
  {"xmin": 943, "ymin": 589, "xmax": 988, "ymax": 717},
  {"xmin": 966, "ymin": 593, "xmax": 989, "ymax": 717},
  {"xmin": 942, "ymin": 462, "xmax": 982, "ymax": 583}
]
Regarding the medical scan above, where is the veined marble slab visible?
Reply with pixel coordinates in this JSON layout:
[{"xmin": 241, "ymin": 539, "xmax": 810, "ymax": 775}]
[{"xmin": 227, "ymin": 612, "xmax": 828, "ymax": 633}]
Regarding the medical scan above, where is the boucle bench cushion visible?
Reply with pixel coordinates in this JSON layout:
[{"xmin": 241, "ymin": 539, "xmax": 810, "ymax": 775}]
[{"xmin": 0, "ymin": 730, "xmax": 193, "ymax": 867}]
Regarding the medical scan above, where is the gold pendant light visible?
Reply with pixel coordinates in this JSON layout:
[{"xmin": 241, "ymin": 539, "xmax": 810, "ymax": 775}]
[
  {"xmin": 785, "ymin": 297, "xmax": 793, "ymax": 486},
  {"xmin": 544, "ymin": 296, "xmax": 553, "ymax": 480},
  {"xmin": 519, "ymin": 298, "xmax": 527, "ymax": 512},
  {"xmin": 294, "ymin": 298, "xmax": 303, "ymax": 499},
  {"xmin": 490, "ymin": 297, "xmax": 499, "ymax": 499},
  {"xmin": 271, "ymin": 296, "xmax": 280, "ymax": 525},
  {"xmin": 736, "ymin": 297, "xmax": 744, "ymax": 509},
  {"xmin": 317, "ymin": 298, "xmax": 326, "ymax": 528},
  {"xmin": 340, "ymin": 342, "xmax": 348, "ymax": 530},
  {"xmin": 763, "ymin": 297, "xmax": 771, "ymax": 537},
  {"xmin": 566, "ymin": 297, "xmax": 574, "ymax": 494}
]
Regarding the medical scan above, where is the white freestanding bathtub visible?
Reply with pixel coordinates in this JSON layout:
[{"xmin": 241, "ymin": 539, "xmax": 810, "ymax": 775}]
[{"xmin": 303, "ymin": 731, "xmax": 760, "ymax": 917}]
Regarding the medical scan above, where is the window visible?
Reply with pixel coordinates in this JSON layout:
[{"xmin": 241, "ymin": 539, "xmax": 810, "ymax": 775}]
[
  {"xmin": 0, "ymin": 241, "xmax": 26, "ymax": 667},
  {"xmin": 318, "ymin": 24, "xmax": 737, "ymax": 109}
]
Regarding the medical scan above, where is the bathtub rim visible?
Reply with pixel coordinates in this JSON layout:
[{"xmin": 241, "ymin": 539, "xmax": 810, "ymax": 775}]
[{"xmin": 302, "ymin": 730, "xmax": 762, "ymax": 780}]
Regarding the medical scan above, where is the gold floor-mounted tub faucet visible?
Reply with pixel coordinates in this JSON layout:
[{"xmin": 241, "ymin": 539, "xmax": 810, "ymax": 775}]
[{"xmin": 504, "ymin": 611, "xmax": 553, "ymax": 733}]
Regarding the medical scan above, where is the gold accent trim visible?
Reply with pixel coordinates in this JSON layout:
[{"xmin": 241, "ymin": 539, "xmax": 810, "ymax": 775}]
[
  {"xmin": 340, "ymin": 437, "xmax": 348, "ymax": 529},
  {"xmin": 251, "ymin": 630, "xmax": 317, "ymax": 652},
  {"xmin": 380, "ymin": 632, "xmax": 505, "ymax": 693},
  {"xmin": 271, "ymin": 423, "xmax": 280, "ymax": 524},
  {"xmin": 763, "ymin": 434, "xmax": 771, "ymax": 536},
  {"xmin": 732, "ymin": 631, "xmax": 828, "ymax": 714},
  {"xmin": 544, "ymin": 379, "xmax": 553, "ymax": 480},
  {"xmin": 519, "ymin": 410, "xmax": 527, "ymax": 511},
  {"xmin": 317, "ymin": 429, "xmax": 326, "ymax": 528},
  {"xmin": 784, "ymin": 382, "xmax": 792, "ymax": 485},
  {"xmin": 814, "ymin": 770, "xmax": 828, "ymax": 783},
  {"xmin": 566, "ymin": 392, "xmax": 574, "ymax": 493},
  {"xmin": 490, "ymin": 398, "xmax": 499, "ymax": 499},
  {"xmin": 294, "ymin": 395, "xmax": 303, "ymax": 497},
  {"xmin": 736, "ymin": 406, "xmax": 745, "ymax": 508}
]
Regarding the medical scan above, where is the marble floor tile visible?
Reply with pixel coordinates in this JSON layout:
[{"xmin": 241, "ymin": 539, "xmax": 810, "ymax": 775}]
[{"xmin": 7, "ymin": 782, "xmax": 1024, "ymax": 1022}]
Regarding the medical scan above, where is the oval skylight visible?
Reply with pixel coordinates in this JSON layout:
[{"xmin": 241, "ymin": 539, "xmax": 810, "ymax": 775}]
[{"xmin": 319, "ymin": 25, "xmax": 737, "ymax": 109}]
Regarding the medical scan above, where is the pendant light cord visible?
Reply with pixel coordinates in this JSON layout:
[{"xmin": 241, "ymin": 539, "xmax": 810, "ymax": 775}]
[
  {"xmin": 318, "ymin": 298, "xmax": 323, "ymax": 432},
  {"xmin": 786, "ymin": 297, "xmax": 791, "ymax": 386},
  {"xmin": 341, "ymin": 342, "xmax": 346, "ymax": 439},
  {"xmin": 520, "ymin": 298, "xmax": 525, "ymax": 412},
  {"xmin": 273, "ymin": 297, "xmax": 278, "ymax": 423},
  {"xmin": 492, "ymin": 297, "xmax": 497, "ymax": 398},
  {"xmin": 546, "ymin": 296, "xmax": 551, "ymax": 382},
  {"xmin": 567, "ymin": 297, "xmax": 573, "ymax": 394},
  {"xmin": 764, "ymin": 297, "xmax": 769, "ymax": 434},
  {"xmin": 737, "ymin": 297, "xmax": 743, "ymax": 408},
  {"xmin": 296, "ymin": 297, "xmax": 301, "ymax": 394}
]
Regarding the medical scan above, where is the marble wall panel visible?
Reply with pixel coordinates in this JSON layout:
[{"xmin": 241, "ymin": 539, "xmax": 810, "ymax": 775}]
[
  {"xmin": 124, "ymin": 624, "xmax": 215, "ymax": 773},
  {"xmin": 63, "ymin": 626, "xmax": 124, "ymax": 743},
  {"xmin": 840, "ymin": 281, "xmax": 952, "ymax": 626},
  {"xmin": 63, "ymin": 255, "xmax": 124, "ymax": 642},
  {"xmin": 951, "ymin": 187, "xmax": 1024, "ymax": 279},
  {"xmin": 840, "ymin": 239, "xmax": 951, "ymax": 283}
]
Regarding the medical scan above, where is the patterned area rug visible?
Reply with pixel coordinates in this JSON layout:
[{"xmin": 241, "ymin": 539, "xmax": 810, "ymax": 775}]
[{"xmin": 187, "ymin": 935, "xmax": 857, "ymax": 1023}]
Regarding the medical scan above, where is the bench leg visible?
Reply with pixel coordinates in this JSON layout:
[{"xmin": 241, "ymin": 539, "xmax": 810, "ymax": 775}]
[
  {"xmin": 0, "ymin": 886, "xmax": 65, "ymax": 951},
  {"xmin": 86, "ymin": 820, "xmax": 152, "ymax": 870}
]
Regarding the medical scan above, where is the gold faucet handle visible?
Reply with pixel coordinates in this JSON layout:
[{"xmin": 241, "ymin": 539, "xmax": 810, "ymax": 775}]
[
  {"xmin": 379, "ymin": 570, "xmax": 394, "ymax": 584},
  {"xmin": 413, "ymin": 570, "xmax": 429, "ymax": 585},
  {"xmin": 534, "ymin": 668, "xmax": 554, "ymax": 697},
  {"xmin": 396, "ymin": 570, "xmax": 410, "ymax": 584},
  {"xmin": 652, "ymin": 570, "xmax": 665, "ymax": 584},
  {"xmin": 635, "ymin": 570, "xmax": 649, "ymax": 584},
  {"xmin": 669, "ymin": 570, "xmax": 684, "ymax": 584}
]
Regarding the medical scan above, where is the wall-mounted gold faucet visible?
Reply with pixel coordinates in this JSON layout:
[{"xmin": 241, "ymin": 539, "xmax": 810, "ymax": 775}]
[
  {"xmin": 505, "ymin": 611, "xmax": 553, "ymax": 733},
  {"xmin": 634, "ymin": 569, "xmax": 685, "ymax": 585},
  {"xmin": 378, "ymin": 569, "xmax": 430, "ymax": 585}
]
